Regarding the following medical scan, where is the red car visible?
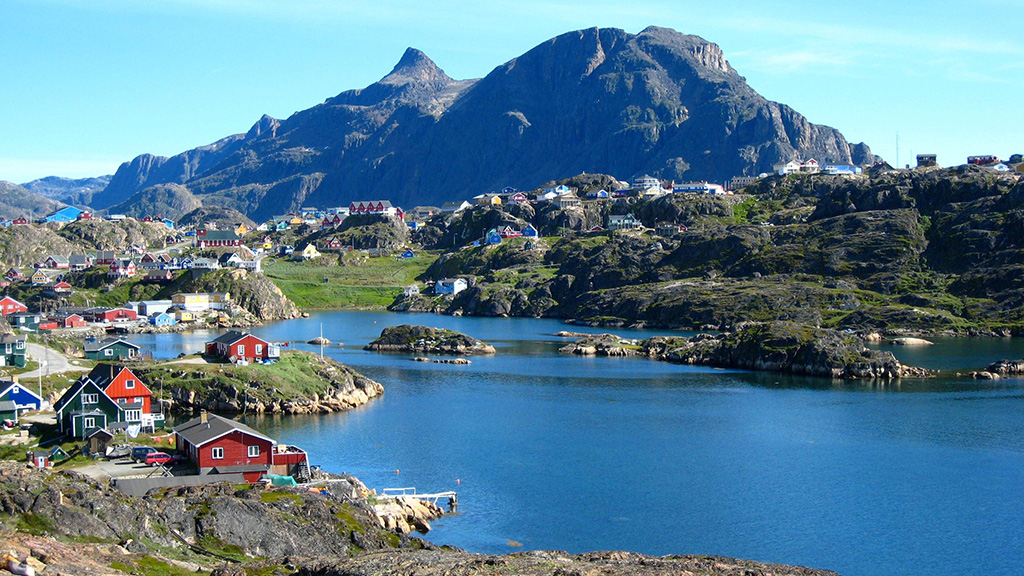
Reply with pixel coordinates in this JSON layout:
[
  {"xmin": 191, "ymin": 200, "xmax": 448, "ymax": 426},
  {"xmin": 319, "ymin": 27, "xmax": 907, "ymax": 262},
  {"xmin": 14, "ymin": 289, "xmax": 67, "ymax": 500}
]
[{"xmin": 145, "ymin": 452, "xmax": 185, "ymax": 467}]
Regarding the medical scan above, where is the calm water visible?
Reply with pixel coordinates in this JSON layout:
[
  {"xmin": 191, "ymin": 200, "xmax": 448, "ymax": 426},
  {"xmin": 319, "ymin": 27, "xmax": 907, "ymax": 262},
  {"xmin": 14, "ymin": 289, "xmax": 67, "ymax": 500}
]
[{"xmin": 137, "ymin": 313, "xmax": 1024, "ymax": 576}]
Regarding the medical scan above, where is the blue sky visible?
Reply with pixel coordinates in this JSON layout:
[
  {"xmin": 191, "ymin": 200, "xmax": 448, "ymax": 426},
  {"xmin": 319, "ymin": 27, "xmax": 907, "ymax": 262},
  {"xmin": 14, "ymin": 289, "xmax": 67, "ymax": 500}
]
[{"xmin": 1, "ymin": 0, "xmax": 1021, "ymax": 183}]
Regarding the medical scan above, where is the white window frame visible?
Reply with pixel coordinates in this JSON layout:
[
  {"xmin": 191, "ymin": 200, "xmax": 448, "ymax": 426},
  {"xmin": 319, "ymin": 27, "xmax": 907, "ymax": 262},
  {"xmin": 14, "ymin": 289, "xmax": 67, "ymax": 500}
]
[
  {"xmin": 255, "ymin": 344, "xmax": 263, "ymax": 355},
  {"xmin": 124, "ymin": 409, "xmax": 141, "ymax": 422},
  {"xmin": 104, "ymin": 349, "xmax": 113, "ymax": 357},
  {"xmin": 211, "ymin": 447, "xmax": 224, "ymax": 460},
  {"xmin": 247, "ymin": 445, "xmax": 260, "ymax": 458},
  {"xmin": 82, "ymin": 393, "xmax": 99, "ymax": 404},
  {"xmin": 83, "ymin": 416, "xmax": 96, "ymax": 428},
  {"xmin": 125, "ymin": 379, "xmax": 135, "ymax": 389},
  {"xmin": 237, "ymin": 344, "xmax": 245, "ymax": 357}
]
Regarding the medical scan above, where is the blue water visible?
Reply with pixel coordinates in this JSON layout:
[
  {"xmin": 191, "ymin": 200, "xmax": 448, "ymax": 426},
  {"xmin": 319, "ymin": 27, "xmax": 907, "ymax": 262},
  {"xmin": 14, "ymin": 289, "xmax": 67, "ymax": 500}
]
[{"xmin": 136, "ymin": 312, "xmax": 1024, "ymax": 576}]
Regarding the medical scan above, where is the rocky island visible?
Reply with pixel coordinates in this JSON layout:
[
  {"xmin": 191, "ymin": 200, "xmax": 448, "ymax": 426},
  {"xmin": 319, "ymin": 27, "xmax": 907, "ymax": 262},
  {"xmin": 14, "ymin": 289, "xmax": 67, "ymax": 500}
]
[
  {"xmin": 365, "ymin": 324, "xmax": 496, "ymax": 355},
  {"xmin": 561, "ymin": 322, "xmax": 929, "ymax": 379}
]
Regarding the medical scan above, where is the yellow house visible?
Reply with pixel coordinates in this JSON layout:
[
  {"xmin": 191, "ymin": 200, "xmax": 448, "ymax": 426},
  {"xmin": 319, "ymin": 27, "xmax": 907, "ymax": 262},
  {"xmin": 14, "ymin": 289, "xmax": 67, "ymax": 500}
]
[
  {"xmin": 302, "ymin": 244, "xmax": 321, "ymax": 260},
  {"xmin": 288, "ymin": 216, "xmax": 304, "ymax": 226},
  {"xmin": 173, "ymin": 310, "xmax": 194, "ymax": 322},
  {"xmin": 172, "ymin": 292, "xmax": 210, "ymax": 311},
  {"xmin": 234, "ymin": 223, "xmax": 250, "ymax": 235}
]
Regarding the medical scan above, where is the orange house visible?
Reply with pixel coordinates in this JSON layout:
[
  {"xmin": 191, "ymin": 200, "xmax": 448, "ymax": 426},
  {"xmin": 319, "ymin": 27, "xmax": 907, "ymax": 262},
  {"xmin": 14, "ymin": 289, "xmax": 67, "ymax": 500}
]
[{"xmin": 83, "ymin": 364, "xmax": 152, "ymax": 418}]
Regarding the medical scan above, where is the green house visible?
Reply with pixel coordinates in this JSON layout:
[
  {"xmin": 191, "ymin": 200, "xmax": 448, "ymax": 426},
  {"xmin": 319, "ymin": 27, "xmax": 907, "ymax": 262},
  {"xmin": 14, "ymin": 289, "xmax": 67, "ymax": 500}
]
[
  {"xmin": 53, "ymin": 379, "xmax": 123, "ymax": 439},
  {"xmin": 84, "ymin": 337, "xmax": 141, "ymax": 361},
  {"xmin": 0, "ymin": 334, "xmax": 27, "ymax": 367}
]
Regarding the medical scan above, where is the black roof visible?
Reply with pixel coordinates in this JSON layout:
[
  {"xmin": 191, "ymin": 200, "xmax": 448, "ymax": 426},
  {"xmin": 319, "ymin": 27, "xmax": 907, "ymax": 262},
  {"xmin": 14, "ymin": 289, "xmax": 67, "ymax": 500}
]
[{"xmin": 174, "ymin": 413, "xmax": 273, "ymax": 447}]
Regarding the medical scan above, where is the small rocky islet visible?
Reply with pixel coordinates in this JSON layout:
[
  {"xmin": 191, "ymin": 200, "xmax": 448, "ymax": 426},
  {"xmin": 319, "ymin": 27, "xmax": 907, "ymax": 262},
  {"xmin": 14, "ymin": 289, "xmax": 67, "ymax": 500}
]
[{"xmin": 364, "ymin": 324, "xmax": 496, "ymax": 355}]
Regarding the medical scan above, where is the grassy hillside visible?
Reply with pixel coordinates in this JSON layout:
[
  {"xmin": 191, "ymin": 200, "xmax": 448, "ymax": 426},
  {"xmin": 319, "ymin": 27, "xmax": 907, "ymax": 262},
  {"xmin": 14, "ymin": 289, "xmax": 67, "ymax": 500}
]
[{"xmin": 264, "ymin": 252, "xmax": 437, "ymax": 309}]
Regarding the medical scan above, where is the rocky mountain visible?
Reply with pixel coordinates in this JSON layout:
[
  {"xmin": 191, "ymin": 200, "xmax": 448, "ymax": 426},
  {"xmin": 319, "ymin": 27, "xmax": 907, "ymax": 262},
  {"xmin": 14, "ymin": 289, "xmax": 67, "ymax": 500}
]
[
  {"xmin": 20, "ymin": 174, "xmax": 111, "ymax": 205},
  {"xmin": 0, "ymin": 181, "xmax": 65, "ymax": 220},
  {"xmin": 99, "ymin": 26, "xmax": 874, "ymax": 221}
]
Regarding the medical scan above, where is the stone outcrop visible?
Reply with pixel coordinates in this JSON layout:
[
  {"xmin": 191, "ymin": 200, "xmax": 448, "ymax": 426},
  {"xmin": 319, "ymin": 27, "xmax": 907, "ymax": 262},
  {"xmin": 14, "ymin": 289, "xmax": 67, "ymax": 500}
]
[
  {"xmin": 986, "ymin": 359, "xmax": 1024, "ymax": 375},
  {"xmin": 639, "ymin": 322, "xmax": 928, "ymax": 379},
  {"xmin": 558, "ymin": 333, "xmax": 639, "ymax": 356},
  {"xmin": 291, "ymin": 549, "xmax": 839, "ymax": 576},
  {"xmin": 372, "ymin": 496, "xmax": 446, "ymax": 535},
  {"xmin": 365, "ymin": 325, "xmax": 496, "ymax": 355}
]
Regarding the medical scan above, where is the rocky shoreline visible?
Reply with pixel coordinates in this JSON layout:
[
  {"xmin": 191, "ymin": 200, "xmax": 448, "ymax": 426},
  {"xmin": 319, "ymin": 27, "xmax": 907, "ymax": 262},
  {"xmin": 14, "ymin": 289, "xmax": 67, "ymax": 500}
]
[
  {"xmin": 0, "ymin": 461, "xmax": 839, "ymax": 576},
  {"xmin": 365, "ymin": 324, "xmax": 496, "ymax": 355},
  {"xmin": 560, "ymin": 322, "xmax": 930, "ymax": 379}
]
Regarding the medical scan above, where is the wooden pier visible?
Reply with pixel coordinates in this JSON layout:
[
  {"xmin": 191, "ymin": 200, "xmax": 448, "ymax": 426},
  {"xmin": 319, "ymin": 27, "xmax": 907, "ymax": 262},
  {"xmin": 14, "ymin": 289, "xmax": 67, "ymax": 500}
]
[{"xmin": 380, "ymin": 487, "xmax": 458, "ymax": 511}]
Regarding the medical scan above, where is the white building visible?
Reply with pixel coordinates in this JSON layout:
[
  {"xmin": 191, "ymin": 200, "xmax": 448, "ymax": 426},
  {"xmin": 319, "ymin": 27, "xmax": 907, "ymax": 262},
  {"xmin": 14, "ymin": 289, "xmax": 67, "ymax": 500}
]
[
  {"xmin": 435, "ymin": 278, "xmax": 468, "ymax": 295},
  {"xmin": 675, "ymin": 181, "xmax": 727, "ymax": 195},
  {"xmin": 608, "ymin": 214, "xmax": 642, "ymax": 231}
]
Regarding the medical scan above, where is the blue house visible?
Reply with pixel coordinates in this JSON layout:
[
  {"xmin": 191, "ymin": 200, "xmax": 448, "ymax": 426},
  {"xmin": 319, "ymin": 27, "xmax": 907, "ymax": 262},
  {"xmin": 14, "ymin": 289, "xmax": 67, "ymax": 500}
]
[
  {"xmin": 586, "ymin": 189, "xmax": 610, "ymax": 199},
  {"xmin": 401, "ymin": 249, "xmax": 415, "ymax": 258},
  {"xmin": 162, "ymin": 218, "xmax": 176, "ymax": 229},
  {"xmin": 485, "ymin": 230, "xmax": 502, "ymax": 244},
  {"xmin": 0, "ymin": 380, "xmax": 45, "ymax": 422},
  {"xmin": 522, "ymin": 224, "xmax": 539, "ymax": 238},
  {"xmin": 43, "ymin": 206, "xmax": 84, "ymax": 223},
  {"xmin": 149, "ymin": 312, "xmax": 176, "ymax": 327}
]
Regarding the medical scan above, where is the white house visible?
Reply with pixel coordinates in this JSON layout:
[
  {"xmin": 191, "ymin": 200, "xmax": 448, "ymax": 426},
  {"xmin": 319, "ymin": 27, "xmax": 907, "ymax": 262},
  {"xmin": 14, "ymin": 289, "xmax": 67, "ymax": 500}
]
[
  {"xmin": 435, "ymin": 278, "xmax": 468, "ymax": 295},
  {"xmin": 608, "ymin": 214, "xmax": 642, "ymax": 231},
  {"xmin": 675, "ymin": 181, "xmax": 726, "ymax": 195}
]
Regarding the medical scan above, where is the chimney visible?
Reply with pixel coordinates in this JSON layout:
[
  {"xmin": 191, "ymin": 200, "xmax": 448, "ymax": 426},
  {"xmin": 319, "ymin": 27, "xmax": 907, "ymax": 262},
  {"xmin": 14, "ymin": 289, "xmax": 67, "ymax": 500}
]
[
  {"xmin": 200, "ymin": 410, "xmax": 208, "ymax": 424},
  {"xmin": 11, "ymin": 375, "xmax": 17, "ymax": 384}
]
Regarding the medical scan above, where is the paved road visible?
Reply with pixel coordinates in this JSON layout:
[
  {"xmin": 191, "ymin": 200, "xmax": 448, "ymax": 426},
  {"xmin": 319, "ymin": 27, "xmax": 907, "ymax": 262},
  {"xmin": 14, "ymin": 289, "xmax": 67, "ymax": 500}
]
[{"xmin": 22, "ymin": 342, "xmax": 90, "ymax": 379}]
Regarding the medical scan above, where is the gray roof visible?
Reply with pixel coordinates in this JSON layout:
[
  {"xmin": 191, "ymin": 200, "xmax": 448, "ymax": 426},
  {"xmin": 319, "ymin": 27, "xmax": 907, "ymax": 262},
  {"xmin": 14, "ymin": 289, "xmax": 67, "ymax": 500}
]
[
  {"xmin": 0, "ymin": 400, "xmax": 16, "ymax": 412},
  {"xmin": 0, "ymin": 334, "xmax": 26, "ymax": 344},
  {"xmin": 174, "ymin": 413, "xmax": 274, "ymax": 447},
  {"xmin": 83, "ymin": 337, "xmax": 139, "ymax": 353}
]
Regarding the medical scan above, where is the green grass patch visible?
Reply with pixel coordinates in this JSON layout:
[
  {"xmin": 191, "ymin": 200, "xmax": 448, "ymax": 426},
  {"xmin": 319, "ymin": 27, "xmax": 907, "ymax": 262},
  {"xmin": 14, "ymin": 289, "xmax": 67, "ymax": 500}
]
[
  {"xmin": 259, "ymin": 491, "xmax": 304, "ymax": 505},
  {"xmin": 196, "ymin": 534, "xmax": 247, "ymax": 561},
  {"xmin": 17, "ymin": 512, "xmax": 55, "ymax": 535},
  {"xmin": 111, "ymin": 556, "xmax": 206, "ymax": 576},
  {"xmin": 334, "ymin": 504, "xmax": 366, "ymax": 535},
  {"xmin": 264, "ymin": 254, "xmax": 437, "ymax": 310}
]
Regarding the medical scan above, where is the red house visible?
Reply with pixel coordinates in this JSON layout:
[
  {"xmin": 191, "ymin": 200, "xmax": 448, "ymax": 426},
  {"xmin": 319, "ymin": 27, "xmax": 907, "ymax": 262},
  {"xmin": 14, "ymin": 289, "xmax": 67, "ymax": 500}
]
[
  {"xmin": 84, "ymin": 307, "xmax": 138, "ymax": 323},
  {"xmin": 12, "ymin": 217, "xmax": 28, "ymax": 225},
  {"xmin": 0, "ymin": 296, "xmax": 28, "ymax": 317},
  {"xmin": 84, "ymin": 364, "xmax": 153, "ymax": 417},
  {"xmin": 60, "ymin": 313, "xmax": 88, "ymax": 328},
  {"xmin": 174, "ymin": 412, "xmax": 277, "ymax": 481},
  {"xmin": 205, "ymin": 331, "xmax": 279, "ymax": 363}
]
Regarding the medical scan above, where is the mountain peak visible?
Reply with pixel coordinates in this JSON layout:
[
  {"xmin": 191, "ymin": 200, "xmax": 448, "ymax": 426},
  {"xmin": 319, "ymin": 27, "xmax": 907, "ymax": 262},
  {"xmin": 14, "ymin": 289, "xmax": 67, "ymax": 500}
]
[{"xmin": 380, "ymin": 47, "xmax": 452, "ymax": 85}]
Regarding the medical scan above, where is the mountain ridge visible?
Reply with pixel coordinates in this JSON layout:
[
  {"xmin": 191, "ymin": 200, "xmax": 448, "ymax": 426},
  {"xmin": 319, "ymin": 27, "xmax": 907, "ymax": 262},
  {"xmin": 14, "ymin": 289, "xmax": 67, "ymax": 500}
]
[{"xmin": 98, "ymin": 26, "xmax": 876, "ymax": 220}]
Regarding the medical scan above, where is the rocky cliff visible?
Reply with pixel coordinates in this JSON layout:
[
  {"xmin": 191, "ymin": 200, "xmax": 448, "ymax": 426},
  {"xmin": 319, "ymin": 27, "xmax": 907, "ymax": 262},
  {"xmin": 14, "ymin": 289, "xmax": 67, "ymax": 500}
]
[{"xmin": 96, "ymin": 26, "xmax": 873, "ymax": 219}]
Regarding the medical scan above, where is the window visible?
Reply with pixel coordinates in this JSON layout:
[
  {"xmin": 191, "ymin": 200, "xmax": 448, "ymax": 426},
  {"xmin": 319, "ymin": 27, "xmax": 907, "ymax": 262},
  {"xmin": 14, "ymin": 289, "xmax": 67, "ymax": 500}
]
[
  {"xmin": 255, "ymin": 344, "xmax": 263, "ymax": 355},
  {"xmin": 247, "ymin": 445, "xmax": 260, "ymax": 458},
  {"xmin": 125, "ymin": 379, "xmax": 135, "ymax": 389},
  {"xmin": 125, "ymin": 410, "xmax": 141, "ymax": 422},
  {"xmin": 82, "ymin": 393, "xmax": 98, "ymax": 404},
  {"xmin": 83, "ymin": 417, "xmax": 96, "ymax": 428},
  {"xmin": 104, "ymin": 349, "xmax": 113, "ymax": 357},
  {"xmin": 211, "ymin": 447, "xmax": 224, "ymax": 460},
  {"xmin": 237, "ymin": 345, "xmax": 245, "ymax": 357},
  {"xmin": 11, "ymin": 385, "xmax": 18, "ymax": 394}
]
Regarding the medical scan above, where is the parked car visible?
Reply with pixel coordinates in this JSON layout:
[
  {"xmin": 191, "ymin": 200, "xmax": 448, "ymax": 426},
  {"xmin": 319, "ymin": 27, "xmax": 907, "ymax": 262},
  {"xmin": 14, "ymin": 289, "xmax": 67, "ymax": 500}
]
[
  {"xmin": 145, "ymin": 452, "xmax": 185, "ymax": 467},
  {"xmin": 131, "ymin": 446, "xmax": 158, "ymax": 462}
]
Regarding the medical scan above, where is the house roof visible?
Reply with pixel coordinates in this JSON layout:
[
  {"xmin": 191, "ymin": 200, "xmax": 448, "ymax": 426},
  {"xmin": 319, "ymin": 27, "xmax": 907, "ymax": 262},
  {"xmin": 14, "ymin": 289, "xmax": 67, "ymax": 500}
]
[
  {"xmin": 210, "ymin": 464, "xmax": 269, "ymax": 474},
  {"xmin": 208, "ymin": 330, "xmax": 266, "ymax": 347},
  {"xmin": 47, "ymin": 255, "xmax": 69, "ymax": 264},
  {"xmin": 83, "ymin": 338, "xmax": 140, "ymax": 353},
  {"xmin": 0, "ymin": 400, "xmax": 16, "ymax": 412},
  {"xmin": 84, "ymin": 364, "xmax": 145, "ymax": 390},
  {"xmin": 174, "ymin": 413, "xmax": 274, "ymax": 447},
  {"xmin": 0, "ymin": 334, "xmax": 27, "ymax": 344},
  {"xmin": 0, "ymin": 381, "xmax": 42, "ymax": 402},
  {"xmin": 86, "ymin": 427, "xmax": 114, "ymax": 440},
  {"xmin": 54, "ymin": 380, "xmax": 109, "ymax": 414}
]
